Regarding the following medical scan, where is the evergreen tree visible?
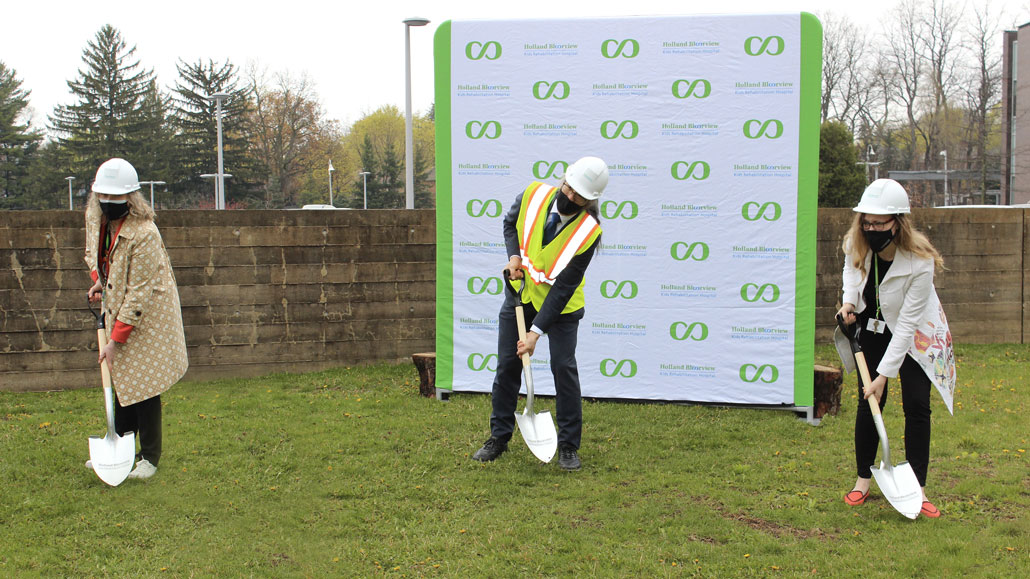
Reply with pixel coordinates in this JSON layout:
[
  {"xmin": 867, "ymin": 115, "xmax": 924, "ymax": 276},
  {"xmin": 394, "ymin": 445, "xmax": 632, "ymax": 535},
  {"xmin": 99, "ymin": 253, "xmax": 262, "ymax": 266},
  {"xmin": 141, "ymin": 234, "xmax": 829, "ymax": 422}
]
[
  {"xmin": 0, "ymin": 61, "xmax": 42, "ymax": 204},
  {"xmin": 171, "ymin": 59, "xmax": 256, "ymax": 207},
  {"xmin": 819, "ymin": 120, "xmax": 868, "ymax": 207},
  {"xmin": 49, "ymin": 25, "xmax": 159, "ymax": 179}
]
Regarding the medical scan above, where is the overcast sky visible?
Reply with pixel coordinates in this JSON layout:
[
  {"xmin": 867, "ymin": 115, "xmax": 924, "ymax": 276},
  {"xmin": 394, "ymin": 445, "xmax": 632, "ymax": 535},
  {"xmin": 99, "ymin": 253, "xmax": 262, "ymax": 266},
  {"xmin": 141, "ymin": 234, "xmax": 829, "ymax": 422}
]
[{"xmin": 2, "ymin": 0, "xmax": 1019, "ymax": 133}]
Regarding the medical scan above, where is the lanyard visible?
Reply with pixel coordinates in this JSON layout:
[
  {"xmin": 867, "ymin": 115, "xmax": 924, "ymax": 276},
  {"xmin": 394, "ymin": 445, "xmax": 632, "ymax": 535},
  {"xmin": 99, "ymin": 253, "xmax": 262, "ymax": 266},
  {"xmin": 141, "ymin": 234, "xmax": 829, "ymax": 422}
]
[{"xmin": 873, "ymin": 256, "xmax": 882, "ymax": 320}]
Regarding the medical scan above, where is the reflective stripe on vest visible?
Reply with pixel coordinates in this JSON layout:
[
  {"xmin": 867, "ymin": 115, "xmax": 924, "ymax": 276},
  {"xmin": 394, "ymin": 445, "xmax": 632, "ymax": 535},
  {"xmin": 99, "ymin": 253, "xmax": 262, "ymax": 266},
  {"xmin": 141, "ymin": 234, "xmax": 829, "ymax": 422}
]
[{"xmin": 517, "ymin": 182, "xmax": 600, "ymax": 286}]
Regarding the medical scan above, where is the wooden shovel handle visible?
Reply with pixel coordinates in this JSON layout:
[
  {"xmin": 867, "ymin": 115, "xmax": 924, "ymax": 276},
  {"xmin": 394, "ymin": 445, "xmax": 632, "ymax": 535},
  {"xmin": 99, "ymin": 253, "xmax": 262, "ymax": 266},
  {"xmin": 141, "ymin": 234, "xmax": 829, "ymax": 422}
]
[
  {"xmin": 97, "ymin": 328, "xmax": 114, "ymax": 390},
  {"xmin": 513, "ymin": 304, "xmax": 531, "ymax": 369},
  {"xmin": 854, "ymin": 351, "xmax": 883, "ymax": 418}
]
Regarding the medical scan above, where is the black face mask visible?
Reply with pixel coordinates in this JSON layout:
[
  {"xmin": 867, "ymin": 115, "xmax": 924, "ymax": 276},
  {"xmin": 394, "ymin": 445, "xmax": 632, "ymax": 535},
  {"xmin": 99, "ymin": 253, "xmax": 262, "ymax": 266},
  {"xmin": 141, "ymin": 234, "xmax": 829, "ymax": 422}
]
[
  {"xmin": 863, "ymin": 229, "xmax": 895, "ymax": 253},
  {"xmin": 556, "ymin": 191, "xmax": 583, "ymax": 216},
  {"xmin": 100, "ymin": 201, "xmax": 130, "ymax": 221}
]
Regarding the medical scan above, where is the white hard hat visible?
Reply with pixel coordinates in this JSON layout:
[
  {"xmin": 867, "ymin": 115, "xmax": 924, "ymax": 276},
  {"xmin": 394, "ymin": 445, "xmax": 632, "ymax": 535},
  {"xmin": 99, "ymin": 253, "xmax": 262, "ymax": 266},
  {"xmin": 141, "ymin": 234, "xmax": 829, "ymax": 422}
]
[
  {"xmin": 565, "ymin": 156, "xmax": 609, "ymax": 200},
  {"xmin": 92, "ymin": 158, "xmax": 141, "ymax": 195},
  {"xmin": 853, "ymin": 178, "xmax": 910, "ymax": 215}
]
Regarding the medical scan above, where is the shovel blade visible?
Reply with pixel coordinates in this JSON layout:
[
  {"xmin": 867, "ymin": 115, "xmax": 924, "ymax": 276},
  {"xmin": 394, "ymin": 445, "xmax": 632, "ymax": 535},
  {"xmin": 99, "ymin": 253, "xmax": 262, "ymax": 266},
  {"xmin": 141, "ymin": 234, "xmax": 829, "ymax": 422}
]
[
  {"xmin": 515, "ymin": 410, "xmax": 557, "ymax": 463},
  {"xmin": 88, "ymin": 431, "xmax": 136, "ymax": 487},
  {"xmin": 871, "ymin": 460, "xmax": 922, "ymax": 519}
]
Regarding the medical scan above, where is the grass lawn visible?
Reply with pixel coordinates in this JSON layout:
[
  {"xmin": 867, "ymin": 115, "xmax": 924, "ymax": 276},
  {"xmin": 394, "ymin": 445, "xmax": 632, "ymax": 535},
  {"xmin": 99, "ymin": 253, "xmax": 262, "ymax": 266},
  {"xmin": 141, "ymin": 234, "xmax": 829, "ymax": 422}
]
[{"xmin": 1, "ymin": 344, "xmax": 1027, "ymax": 577}]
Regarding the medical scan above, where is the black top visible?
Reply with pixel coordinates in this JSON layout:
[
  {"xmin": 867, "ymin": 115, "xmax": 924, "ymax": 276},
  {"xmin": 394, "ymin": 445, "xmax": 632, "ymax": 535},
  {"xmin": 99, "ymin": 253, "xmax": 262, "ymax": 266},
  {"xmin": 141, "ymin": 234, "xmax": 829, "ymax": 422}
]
[{"xmin": 860, "ymin": 252, "xmax": 893, "ymax": 323}]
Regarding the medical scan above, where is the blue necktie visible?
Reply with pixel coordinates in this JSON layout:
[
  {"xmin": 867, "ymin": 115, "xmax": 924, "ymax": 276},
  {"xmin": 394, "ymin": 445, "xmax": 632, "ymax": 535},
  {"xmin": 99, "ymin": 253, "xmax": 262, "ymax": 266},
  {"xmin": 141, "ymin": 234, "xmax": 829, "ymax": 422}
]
[{"xmin": 543, "ymin": 212, "xmax": 561, "ymax": 245}]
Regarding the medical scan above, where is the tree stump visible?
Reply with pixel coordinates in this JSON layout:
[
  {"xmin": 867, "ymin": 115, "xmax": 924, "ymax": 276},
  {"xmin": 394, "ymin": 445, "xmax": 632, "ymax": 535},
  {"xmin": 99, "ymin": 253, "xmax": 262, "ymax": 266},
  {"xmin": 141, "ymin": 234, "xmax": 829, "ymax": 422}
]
[
  {"xmin": 412, "ymin": 352, "xmax": 437, "ymax": 398},
  {"xmin": 814, "ymin": 364, "xmax": 843, "ymax": 419}
]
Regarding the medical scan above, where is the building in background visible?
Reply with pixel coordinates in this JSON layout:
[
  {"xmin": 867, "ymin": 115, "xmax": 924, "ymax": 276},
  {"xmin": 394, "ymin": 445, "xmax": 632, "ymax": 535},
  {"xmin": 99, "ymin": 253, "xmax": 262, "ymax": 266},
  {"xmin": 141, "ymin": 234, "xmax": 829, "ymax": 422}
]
[{"xmin": 1003, "ymin": 24, "xmax": 1030, "ymax": 205}]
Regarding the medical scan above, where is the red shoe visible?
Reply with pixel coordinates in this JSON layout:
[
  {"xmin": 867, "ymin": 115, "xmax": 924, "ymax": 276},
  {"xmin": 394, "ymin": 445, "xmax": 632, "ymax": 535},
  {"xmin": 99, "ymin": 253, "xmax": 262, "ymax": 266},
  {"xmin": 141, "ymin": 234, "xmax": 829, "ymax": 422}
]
[
  {"xmin": 920, "ymin": 501, "xmax": 940, "ymax": 518},
  {"xmin": 844, "ymin": 490, "xmax": 868, "ymax": 506}
]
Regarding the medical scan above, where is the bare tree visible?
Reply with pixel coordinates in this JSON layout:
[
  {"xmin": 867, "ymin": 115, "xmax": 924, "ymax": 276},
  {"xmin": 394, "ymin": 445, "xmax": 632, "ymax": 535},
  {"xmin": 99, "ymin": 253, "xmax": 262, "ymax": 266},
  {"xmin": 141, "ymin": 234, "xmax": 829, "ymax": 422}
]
[
  {"xmin": 884, "ymin": 0, "xmax": 924, "ymax": 170},
  {"xmin": 917, "ymin": 0, "xmax": 964, "ymax": 172},
  {"xmin": 963, "ymin": 2, "xmax": 1002, "ymax": 202},
  {"xmin": 247, "ymin": 66, "xmax": 325, "ymax": 208}
]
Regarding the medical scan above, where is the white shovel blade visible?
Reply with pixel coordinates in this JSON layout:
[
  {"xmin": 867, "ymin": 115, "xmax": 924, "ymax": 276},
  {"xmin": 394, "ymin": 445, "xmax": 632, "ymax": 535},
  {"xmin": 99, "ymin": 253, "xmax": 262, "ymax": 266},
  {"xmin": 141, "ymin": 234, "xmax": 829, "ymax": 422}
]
[
  {"xmin": 88, "ymin": 432, "xmax": 136, "ymax": 486},
  {"xmin": 871, "ymin": 461, "xmax": 922, "ymax": 519},
  {"xmin": 515, "ymin": 410, "xmax": 557, "ymax": 463}
]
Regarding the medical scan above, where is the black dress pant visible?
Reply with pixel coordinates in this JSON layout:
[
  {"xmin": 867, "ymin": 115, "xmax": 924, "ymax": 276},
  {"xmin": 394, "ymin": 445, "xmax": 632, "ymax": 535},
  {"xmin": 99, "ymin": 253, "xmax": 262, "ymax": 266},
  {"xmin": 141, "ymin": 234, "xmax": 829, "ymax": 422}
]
[
  {"xmin": 114, "ymin": 394, "xmax": 162, "ymax": 466},
  {"xmin": 490, "ymin": 290, "xmax": 584, "ymax": 449},
  {"xmin": 855, "ymin": 325, "xmax": 932, "ymax": 486}
]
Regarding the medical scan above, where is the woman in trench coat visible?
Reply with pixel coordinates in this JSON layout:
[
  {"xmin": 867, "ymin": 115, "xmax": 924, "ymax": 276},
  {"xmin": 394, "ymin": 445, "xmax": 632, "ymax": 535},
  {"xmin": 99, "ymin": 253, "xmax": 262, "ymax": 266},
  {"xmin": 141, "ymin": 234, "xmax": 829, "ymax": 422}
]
[{"xmin": 84, "ymin": 158, "xmax": 188, "ymax": 479}]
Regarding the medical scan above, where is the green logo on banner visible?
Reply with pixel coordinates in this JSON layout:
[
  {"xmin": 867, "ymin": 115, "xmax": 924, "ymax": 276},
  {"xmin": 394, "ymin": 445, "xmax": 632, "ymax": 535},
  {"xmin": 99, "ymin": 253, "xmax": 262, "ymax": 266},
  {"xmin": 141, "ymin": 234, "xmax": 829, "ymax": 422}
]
[
  {"xmin": 600, "ymin": 280, "xmax": 638, "ymax": 299},
  {"xmin": 600, "ymin": 358, "xmax": 638, "ymax": 377},
  {"xmin": 465, "ymin": 41, "xmax": 502, "ymax": 60},
  {"xmin": 532, "ymin": 80, "xmax": 570, "ymax": 100},
  {"xmin": 744, "ymin": 36, "xmax": 784, "ymax": 56},
  {"xmin": 670, "ymin": 321, "xmax": 708, "ymax": 341},
  {"xmin": 741, "ymin": 201, "xmax": 781, "ymax": 221},
  {"xmin": 740, "ymin": 283, "xmax": 781, "ymax": 303},
  {"xmin": 467, "ymin": 276, "xmax": 502, "ymax": 295},
  {"xmin": 466, "ymin": 199, "xmax": 503, "ymax": 218},
  {"xmin": 670, "ymin": 241, "xmax": 709, "ymax": 261},
  {"xmin": 739, "ymin": 364, "xmax": 779, "ymax": 383},
  {"xmin": 671, "ymin": 161, "xmax": 710, "ymax": 181},
  {"xmin": 532, "ymin": 160, "xmax": 568, "ymax": 179},
  {"xmin": 600, "ymin": 200, "xmax": 638, "ymax": 219},
  {"xmin": 671, "ymin": 79, "xmax": 711, "ymax": 98},
  {"xmin": 466, "ymin": 120, "xmax": 502, "ymax": 139},
  {"xmin": 601, "ymin": 38, "xmax": 639, "ymax": 58},
  {"xmin": 468, "ymin": 353, "xmax": 498, "ymax": 371},
  {"xmin": 600, "ymin": 120, "xmax": 639, "ymax": 140},
  {"xmin": 743, "ymin": 119, "xmax": 783, "ymax": 139}
]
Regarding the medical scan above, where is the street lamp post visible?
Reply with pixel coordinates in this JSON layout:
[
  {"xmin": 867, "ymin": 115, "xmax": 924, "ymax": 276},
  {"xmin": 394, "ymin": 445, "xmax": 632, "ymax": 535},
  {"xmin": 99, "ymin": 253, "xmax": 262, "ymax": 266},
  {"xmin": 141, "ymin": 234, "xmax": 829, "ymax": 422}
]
[
  {"xmin": 328, "ymin": 160, "xmax": 335, "ymax": 207},
  {"xmin": 359, "ymin": 171, "xmax": 371, "ymax": 210},
  {"xmin": 210, "ymin": 92, "xmax": 230, "ymax": 210},
  {"xmin": 201, "ymin": 174, "xmax": 233, "ymax": 208},
  {"xmin": 139, "ymin": 180, "xmax": 166, "ymax": 209},
  {"xmin": 403, "ymin": 17, "xmax": 430, "ymax": 210},
  {"xmin": 65, "ymin": 176, "xmax": 75, "ymax": 210},
  {"xmin": 939, "ymin": 150, "xmax": 949, "ymax": 206}
]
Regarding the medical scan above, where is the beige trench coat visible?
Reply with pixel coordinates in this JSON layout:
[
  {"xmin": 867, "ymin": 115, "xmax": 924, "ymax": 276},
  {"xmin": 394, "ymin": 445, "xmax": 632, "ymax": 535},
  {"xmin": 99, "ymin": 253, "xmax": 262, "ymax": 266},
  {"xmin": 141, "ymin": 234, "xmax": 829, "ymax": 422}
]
[{"xmin": 85, "ymin": 212, "xmax": 188, "ymax": 406}]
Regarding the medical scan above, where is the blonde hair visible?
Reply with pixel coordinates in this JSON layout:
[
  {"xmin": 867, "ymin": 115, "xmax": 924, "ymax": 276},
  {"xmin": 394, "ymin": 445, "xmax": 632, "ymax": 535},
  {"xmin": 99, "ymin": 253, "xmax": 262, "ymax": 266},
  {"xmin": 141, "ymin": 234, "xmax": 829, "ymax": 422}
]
[
  {"xmin": 86, "ymin": 190, "xmax": 156, "ymax": 223},
  {"xmin": 843, "ymin": 212, "xmax": 944, "ymax": 276}
]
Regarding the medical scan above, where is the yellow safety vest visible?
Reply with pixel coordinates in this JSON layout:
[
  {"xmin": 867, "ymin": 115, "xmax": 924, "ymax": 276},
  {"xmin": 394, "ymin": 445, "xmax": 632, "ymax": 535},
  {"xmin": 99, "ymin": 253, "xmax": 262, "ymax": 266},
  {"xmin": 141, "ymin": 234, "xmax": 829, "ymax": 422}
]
[{"xmin": 513, "ymin": 181, "xmax": 601, "ymax": 313}]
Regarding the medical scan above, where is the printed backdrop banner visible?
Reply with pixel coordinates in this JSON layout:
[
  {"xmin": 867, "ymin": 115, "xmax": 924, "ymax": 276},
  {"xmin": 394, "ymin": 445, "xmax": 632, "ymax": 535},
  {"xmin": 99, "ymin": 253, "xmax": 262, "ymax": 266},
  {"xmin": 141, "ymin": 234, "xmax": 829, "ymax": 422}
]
[{"xmin": 434, "ymin": 14, "xmax": 821, "ymax": 406}]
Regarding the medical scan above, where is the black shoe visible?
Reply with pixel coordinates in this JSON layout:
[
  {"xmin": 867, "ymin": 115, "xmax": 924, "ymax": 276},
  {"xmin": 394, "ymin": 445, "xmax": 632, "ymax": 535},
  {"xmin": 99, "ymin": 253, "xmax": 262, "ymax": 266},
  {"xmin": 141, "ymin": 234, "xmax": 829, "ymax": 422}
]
[
  {"xmin": 472, "ymin": 437, "xmax": 508, "ymax": 462},
  {"xmin": 558, "ymin": 444, "xmax": 581, "ymax": 471}
]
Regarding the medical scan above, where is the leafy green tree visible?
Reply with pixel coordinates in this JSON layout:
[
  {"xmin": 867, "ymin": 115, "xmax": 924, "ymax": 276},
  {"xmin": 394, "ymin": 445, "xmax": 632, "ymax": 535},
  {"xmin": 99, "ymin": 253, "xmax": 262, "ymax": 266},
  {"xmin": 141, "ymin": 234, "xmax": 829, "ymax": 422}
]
[
  {"xmin": 49, "ymin": 25, "xmax": 159, "ymax": 179},
  {"xmin": 0, "ymin": 62, "xmax": 42, "ymax": 205},
  {"xmin": 819, "ymin": 120, "xmax": 867, "ymax": 207},
  {"xmin": 338, "ymin": 105, "xmax": 434, "ymax": 209},
  {"xmin": 171, "ymin": 59, "xmax": 258, "ymax": 207}
]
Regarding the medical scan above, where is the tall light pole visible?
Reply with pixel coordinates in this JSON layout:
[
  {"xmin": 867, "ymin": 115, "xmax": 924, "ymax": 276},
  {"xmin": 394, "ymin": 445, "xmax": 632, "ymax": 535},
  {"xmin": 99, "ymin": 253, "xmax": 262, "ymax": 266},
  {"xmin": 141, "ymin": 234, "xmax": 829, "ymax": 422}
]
[
  {"xmin": 201, "ymin": 173, "xmax": 232, "ymax": 208},
  {"xmin": 856, "ymin": 145, "xmax": 880, "ymax": 184},
  {"xmin": 328, "ymin": 159, "xmax": 335, "ymax": 207},
  {"xmin": 65, "ymin": 176, "xmax": 75, "ymax": 210},
  {"xmin": 139, "ymin": 181, "xmax": 166, "ymax": 209},
  {"xmin": 940, "ymin": 150, "xmax": 949, "ymax": 206},
  {"xmin": 210, "ymin": 92, "xmax": 230, "ymax": 210},
  {"xmin": 403, "ymin": 17, "xmax": 430, "ymax": 210},
  {"xmin": 359, "ymin": 171, "xmax": 371, "ymax": 209}
]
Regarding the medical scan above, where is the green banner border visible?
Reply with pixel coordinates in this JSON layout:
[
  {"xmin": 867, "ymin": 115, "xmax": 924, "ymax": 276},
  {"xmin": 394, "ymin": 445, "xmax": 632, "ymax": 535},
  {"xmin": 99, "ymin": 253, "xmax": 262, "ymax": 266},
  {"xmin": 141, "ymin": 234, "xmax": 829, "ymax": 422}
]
[
  {"xmin": 794, "ymin": 12, "xmax": 823, "ymax": 406},
  {"xmin": 434, "ymin": 21, "xmax": 454, "ymax": 390}
]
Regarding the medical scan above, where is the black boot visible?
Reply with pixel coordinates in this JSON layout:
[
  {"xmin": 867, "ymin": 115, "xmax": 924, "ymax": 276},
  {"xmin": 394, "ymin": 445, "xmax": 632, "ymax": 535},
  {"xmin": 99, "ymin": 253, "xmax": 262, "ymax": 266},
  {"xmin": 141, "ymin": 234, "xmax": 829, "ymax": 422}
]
[
  {"xmin": 472, "ymin": 437, "xmax": 508, "ymax": 462},
  {"xmin": 558, "ymin": 443, "xmax": 581, "ymax": 471}
]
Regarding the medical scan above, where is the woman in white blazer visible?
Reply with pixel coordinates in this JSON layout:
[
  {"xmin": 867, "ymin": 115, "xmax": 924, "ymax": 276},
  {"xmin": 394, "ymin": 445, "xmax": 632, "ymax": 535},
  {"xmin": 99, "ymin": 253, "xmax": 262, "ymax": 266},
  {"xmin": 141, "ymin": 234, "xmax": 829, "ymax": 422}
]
[{"xmin": 836, "ymin": 179, "xmax": 956, "ymax": 519}]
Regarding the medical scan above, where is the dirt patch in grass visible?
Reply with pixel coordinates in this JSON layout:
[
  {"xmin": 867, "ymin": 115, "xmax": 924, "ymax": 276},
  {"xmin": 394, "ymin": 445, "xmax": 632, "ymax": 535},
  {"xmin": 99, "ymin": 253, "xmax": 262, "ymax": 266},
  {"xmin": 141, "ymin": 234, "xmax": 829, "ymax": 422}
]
[{"xmin": 693, "ymin": 495, "xmax": 838, "ymax": 540}]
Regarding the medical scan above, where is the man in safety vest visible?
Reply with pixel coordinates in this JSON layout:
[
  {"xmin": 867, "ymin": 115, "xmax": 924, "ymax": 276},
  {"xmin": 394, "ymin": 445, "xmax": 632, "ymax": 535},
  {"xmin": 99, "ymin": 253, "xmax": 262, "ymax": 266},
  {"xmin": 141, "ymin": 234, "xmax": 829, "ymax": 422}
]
[{"xmin": 472, "ymin": 156, "xmax": 609, "ymax": 470}]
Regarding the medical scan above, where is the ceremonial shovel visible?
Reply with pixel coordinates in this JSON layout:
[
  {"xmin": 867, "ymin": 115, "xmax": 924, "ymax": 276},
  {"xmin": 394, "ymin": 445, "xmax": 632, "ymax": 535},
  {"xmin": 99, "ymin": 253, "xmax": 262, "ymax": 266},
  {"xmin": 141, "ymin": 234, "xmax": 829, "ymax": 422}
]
[
  {"xmin": 503, "ymin": 270, "xmax": 558, "ymax": 463},
  {"xmin": 88, "ymin": 299, "xmax": 135, "ymax": 486},
  {"xmin": 835, "ymin": 314, "xmax": 922, "ymax": 519}
]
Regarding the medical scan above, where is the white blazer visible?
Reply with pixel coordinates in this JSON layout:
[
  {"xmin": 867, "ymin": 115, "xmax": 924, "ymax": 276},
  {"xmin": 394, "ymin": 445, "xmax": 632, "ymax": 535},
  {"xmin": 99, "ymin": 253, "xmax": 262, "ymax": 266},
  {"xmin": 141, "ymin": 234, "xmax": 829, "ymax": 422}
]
[{"xmin": 841, "ymin": 245, "xmax": 957, "ymax": 413}]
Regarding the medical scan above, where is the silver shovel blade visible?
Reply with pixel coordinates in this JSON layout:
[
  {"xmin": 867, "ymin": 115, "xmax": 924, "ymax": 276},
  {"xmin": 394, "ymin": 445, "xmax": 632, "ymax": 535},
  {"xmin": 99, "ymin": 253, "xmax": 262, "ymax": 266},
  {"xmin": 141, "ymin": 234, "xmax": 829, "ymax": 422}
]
[
  {"xmin": 871, "ymin": 460, "xmax": 922, "ymax": 519},
  {"xmin": 88, "ymin": 431, "xmax": 136, "ymax": 486},
  {"xmin": 515, "ymin": 410, "xmax": 557, "ymax": 463}
]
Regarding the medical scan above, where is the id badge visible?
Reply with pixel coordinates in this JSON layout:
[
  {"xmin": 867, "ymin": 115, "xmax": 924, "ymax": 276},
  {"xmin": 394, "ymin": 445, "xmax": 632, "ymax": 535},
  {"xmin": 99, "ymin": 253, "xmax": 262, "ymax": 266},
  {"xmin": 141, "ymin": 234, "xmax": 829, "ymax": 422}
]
[{"xmin": 866, "ymin": 318, "xmax": 886, "ymax": 334}]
